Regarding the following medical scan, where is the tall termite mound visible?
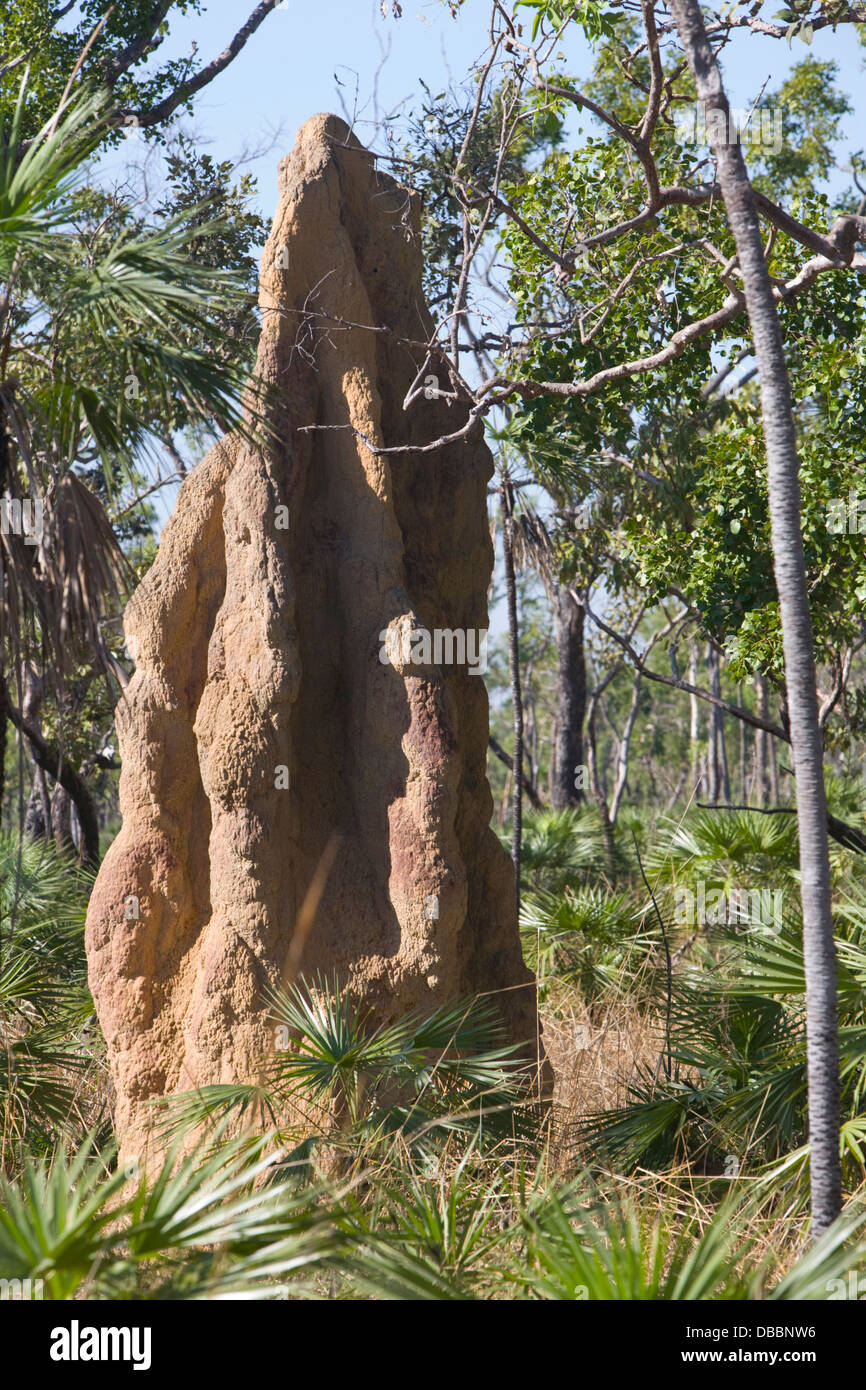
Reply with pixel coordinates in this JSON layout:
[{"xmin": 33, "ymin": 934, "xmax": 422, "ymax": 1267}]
[{"xmin": 85, "ymin": 114, "xmax": 543, "ymax": 1161}]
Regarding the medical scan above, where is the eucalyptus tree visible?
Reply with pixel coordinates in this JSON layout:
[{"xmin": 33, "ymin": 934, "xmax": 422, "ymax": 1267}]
[
  {"xmin": 668, "ymin": 0, "xmax": 843, "ymax": 1239},
  {"xmin": 406, "ymin": 0, "xmax": 866, "ymax": 1235}
]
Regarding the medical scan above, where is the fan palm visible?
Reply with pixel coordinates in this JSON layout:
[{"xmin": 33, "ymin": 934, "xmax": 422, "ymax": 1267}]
[
  {"xmin": 0, "ymin": 833, "xmax": 95, "ymax": 1156},
  {"xmin": 156, "ymin": 977, "xmax": 534, "ymax": 1161},
  {"xmin": 647, "ymin": 809, "xmax": 800, "ymax": 894},
  {"xmin": 520, "ymin": 883, "xmax": 654, "ymax": 1001},
  {"xmin": 508, "ymin": 805, "xmax": 612, "ymax": 895},
  {"xmin": 0, "ymin": 1127, "xmax": 341, "ymax": 1300},
  {"xmin": 1, "ymin": 68, "xmax": 270, "ymax": 853}
]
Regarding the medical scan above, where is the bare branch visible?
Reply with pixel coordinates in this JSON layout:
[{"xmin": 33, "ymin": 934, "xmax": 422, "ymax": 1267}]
[
  {"xmin": 115, "ymin": 1, "xmax": 280, "ymax": 129},
  {"xmin": 579, "ymin": 590, "xmax": 790, "ymax": 742}
]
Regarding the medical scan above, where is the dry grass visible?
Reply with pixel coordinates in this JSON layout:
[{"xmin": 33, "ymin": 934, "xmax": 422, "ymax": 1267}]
[
  {"xmin": 539, "ymin": 979, "xmax": 662, "ymax": 1170},
  {"xmin": 535, "ymin": 978, "xmax": 847, "ymax": 1284}
]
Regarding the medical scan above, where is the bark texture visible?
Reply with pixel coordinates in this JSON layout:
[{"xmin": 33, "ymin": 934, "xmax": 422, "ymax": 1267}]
[
  {"xmin": 669, "ymin": 0, "xmax": 841, "ymax": 1234},
  {"xmin": 551, "ymin": 588, "xmax": 586, "ymax": 810}
]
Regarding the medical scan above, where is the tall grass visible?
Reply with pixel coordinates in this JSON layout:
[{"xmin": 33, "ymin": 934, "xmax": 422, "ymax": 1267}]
[{"xmin": 1, "ymin": 806, "xmax": 865, "ymax": 1298}]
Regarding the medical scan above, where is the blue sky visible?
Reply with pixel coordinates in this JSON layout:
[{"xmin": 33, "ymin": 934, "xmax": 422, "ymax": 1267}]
[
  {"xmin": 123, "ymin": 1, "xmax": 865, "ymax": 225},
  {"xmin": 111, "ymin": 1, "xmax": 863, "ymax": 540}
]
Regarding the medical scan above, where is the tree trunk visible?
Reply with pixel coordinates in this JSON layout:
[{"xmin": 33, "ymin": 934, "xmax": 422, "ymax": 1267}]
[
  {"xmin": 51, "ymin": 783, "xmax": 76, "ymax": 855},
  {"xmin": 551, "ymin": 588, "xmax": 587, "ymax": 809},
  {"xmin": 670, "ymin": 0, "xmax": 841, "ymax": 1235},
  {"xmin": 524, "ymin": 671, "xmax": 539, "ymax": 792},
  {"xmin": 0, "ymin": 673, "xmax": 100, "ymax": 866},
  {"xmin": 586, "ymin": 700, "xmax": 617, "ymax": 878},
  {"xmin": 498, "ymin": 768, "xmax": 511, "ymax": 830},
  {"xmin": 738, "ymin": 683, "xmax": 747, "ymax": 801},
  {"xmin": 769, "ymin": 721, "xmax": 780, "ymax": 804},
  {"xmin": 709, "ymin": 647, "xmax": 730, "ymax": 802},
  {"xmin": 23, "ymin": 775, "xmax": 48, "ymax": 839},
  {"xmin": 718, "ymin": 722, "xmax": 730, "ymax": 803},
  {"xmin": 706, "ymin": 643, "xmax": 720, "ymax": 802},
  {"xmin": 609, "ymin": 670, "xmax": 642, "ymax": 825},
  {"xmin": 21, "ymin": 667, "xmax": 52, "ymax": 843},
  {"xmin": 548, "ymin": 716, "xmax": 558, "ymax": 803},
  {"xmin": 0, "ymin": 689, "xmax": 5, "ymax": 833},
  {"xmin": 488, "ymin": 734, "xmax": 543, "ymax": 810},
  {"xmin": 502, "ymin": 498, "xmax": 523, "ymax": 915},
  {"xmin": 689, "ymin": 639, "xmax": 701, "ymax": 796},
  {"xmin": 767, "ymin": 692, "xmax": 783, "ymax": 811},
  {"xmin": 754, "ymin": 676, "xmax": 768, "ymax": 805}
]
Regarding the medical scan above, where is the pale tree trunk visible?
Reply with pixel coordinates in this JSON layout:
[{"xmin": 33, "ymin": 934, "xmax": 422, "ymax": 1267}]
[
  {"xmin": 754, "ymin": 675, "xmax": 768, "ymax": 805},
  {"xmin": 524, "ymin": 668, "xmax": 539, "ymax": 791},
  {"xmin": 709, "ymin": 647, "xmax": 730, "ymax": 802},
  {"xmin": 22, "ymin": 667, "xmax": 51, "ymax": 842},
  {"xmin": 738, "ymin": 683, "xmax": 747, "ymax": 800},
  {"xmin": 609, "ymin": 670, "xmax": 642, "ymax": 824},
  {"xmin": 718, "ymin": 709, "xmax": 730, "ymax": 803},
  {"xmin": 705, "ymin": 643, "xmax": 720, "ymax": 802},
  {"xmin": 670, "ymin": 0, "xmax": 841, "ymax": 1234},
  {"xmin": 548, "ymin": 717, "xmax": 558, "ymax": 802},
  {"xmin": 586, "ymin": 697, "xmax": 617, "ymax": 879},
  {"xmin": 498, "ymin": 769, "xmax": 511, "ymax": 830},
  {"xmin": 551, "ymin": 588, "xmax": 587, "ymax": 809},
  {"xmin": 769, "ymin": 722, "xmax": 780, "ymax": 804}
]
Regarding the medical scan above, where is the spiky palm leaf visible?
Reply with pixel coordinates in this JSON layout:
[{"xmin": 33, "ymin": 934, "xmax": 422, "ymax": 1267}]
[
  {"xmin": 346, "ymin": 1155, "xmax": 507, "ymax": 1300},
  {"xmin": 1, "ymin": 69, "xmax": 270, "ymax": 685},
  {"xmin": 509, "ymin": 806, "xmax": 612, "ymax": 895},
  {"xmin": 516, "ymin": 1186, "xmax": 755, "ymax": 1300},
  {"xmin": 156, "ymin": 978, "xmax": 532, "ymax": 1160},
  {"xmin": 0, "ymin": 1128, "xmax": 342, "ymax": 1301},
  {"xmin": 265, "ymin": 977, "xmax": 527, "ymax": 1120},
  {"xmin": 0, "ymin": 834, "xmax": 94, "ymax": 1153},
  {"xmin": 647, "ymin": 809, "xmax": 800, "ymax": 892},
  {"xmin": 520, "ymin": 883, "xmax": 655, "ymax": 999}
]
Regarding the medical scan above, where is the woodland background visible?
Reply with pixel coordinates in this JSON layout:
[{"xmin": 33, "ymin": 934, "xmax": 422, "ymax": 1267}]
[{"xmin": 2, "ymin": 0, "xmax": 866, "ymax": 1300}]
